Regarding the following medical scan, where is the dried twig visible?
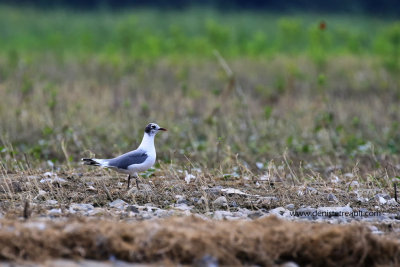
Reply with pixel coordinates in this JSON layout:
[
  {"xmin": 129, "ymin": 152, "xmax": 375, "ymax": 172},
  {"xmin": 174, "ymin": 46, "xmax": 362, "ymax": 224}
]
[
  {"xmin": 102, "ymin": 182, "xmax": 113, "ymax": 201},
  {"xmin": 23, "ymin": 199, "xmax": 31, "ymax": 220}
]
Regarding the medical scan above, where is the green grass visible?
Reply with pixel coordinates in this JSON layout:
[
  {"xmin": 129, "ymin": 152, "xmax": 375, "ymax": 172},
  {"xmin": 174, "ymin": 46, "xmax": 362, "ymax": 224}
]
[{"xmin": 0, "ymin": 6, "xmax": 399, "ymax": 65}]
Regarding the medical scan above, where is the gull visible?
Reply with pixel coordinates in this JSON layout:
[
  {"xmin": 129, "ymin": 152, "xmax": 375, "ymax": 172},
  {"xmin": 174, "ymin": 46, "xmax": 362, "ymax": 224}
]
[{"xmin": 82, "ymin": 123, "xmax": 167, "ymax": 189}]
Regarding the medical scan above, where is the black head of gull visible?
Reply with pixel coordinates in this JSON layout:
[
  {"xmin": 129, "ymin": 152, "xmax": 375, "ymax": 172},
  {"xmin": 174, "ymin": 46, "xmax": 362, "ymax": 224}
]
[{"xmin": 144, "ymin": 123, "xmax": 167, "ymax": 136}]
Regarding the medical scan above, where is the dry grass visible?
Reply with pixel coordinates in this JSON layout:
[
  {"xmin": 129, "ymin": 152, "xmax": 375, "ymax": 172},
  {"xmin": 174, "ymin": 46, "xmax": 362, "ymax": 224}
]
[
  {"xmin": 0, "ymin": 216, "xmax": 399, "ymax": 266},
  {"xmin": 1, "ymin": 56, "xmax": 399, "ymax": 170}
]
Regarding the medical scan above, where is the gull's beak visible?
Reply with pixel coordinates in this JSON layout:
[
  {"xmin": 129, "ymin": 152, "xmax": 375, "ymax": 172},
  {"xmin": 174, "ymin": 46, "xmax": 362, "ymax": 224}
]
[{"xmin": 159, "ymin": 127, "xmax": 167, "ymax": 131}]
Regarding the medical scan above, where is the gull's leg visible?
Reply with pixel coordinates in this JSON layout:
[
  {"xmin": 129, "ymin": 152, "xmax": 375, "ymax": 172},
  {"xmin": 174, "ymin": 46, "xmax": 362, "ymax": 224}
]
[
  {"xmin": 127, "ymin": 174, "xmax": 131, "ymax": 189},
  {"xmin": 135, "ymin": 173, "xmax": 140, "ymax": 189}
]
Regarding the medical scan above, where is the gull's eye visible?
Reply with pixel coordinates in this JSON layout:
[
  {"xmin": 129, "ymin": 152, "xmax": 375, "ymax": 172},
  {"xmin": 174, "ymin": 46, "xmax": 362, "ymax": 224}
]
[{"xmin": 151, "ymin": 125, "xmax": 156, "ymax": 129}]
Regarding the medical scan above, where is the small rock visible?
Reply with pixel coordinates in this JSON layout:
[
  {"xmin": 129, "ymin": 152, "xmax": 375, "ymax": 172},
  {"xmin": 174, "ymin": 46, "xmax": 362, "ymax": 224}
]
[
  {"xmin": 375, "ymin": 193, "xmax": 391, "ymax": 200},
  {"xmin": 25, "ymin": 222, "xmax": 46, "ymax": 231},
  {"xmin": 34, "ymin": 190, "xmax": 47, "ymax": 201},
  {"xmin": 69, "ymin": 203, "xmax": 94, "ymax": 213},
  {"xmin": 205, "ymin": 186, "xmax": 223, "ymax": 196},
  {"xmin": 329, "ymin": 174, "xmax": 340, "ymax": 183},
  {"xmin": 193, "ymin": 254, "xmax": 218, "ymax": 267},
  {"xmin": 40, "ymin": 177, "xmax": 67, "ymax": 185},
  {"xmin": 280, "ymin": 262, "xmax": 300, "ymax": 267},
  {"xmin": 48, "ymin": 208, "xmax": 62, "ymax": 215},
  {"xmin": 325, "ymin": 165, "xmax": 342, "ymax": 174},
  {"xmin": 197, "ymin": 197, "xmax": 207, "ymax": 205},
  {"xmin": 258, "ymin": 196, "xmax": 279, "ymax": 205},
  {"xmin": 387, "ymin": 199, "xmax": 399, "ymax": 206},
  {"xmin": 356, "ymin": 197, "xmax": 369, "ymax": 203},
  {"xmin": 213, "ymin": 196, "xmax": 228, "ymax": 208},
  {"xmin": 221, "ymin": 188, "xmax": 255, "ymax": 196},
  {"xmin": 327, "ymin": 193, "xmax": 338, "ymax": 203},
  {"xmin": 43, "ymin": 172, "xmax": 55, "ymax": 177},
  {"xmin": 87, "ymin": 186, "xmax": 96, "ymax": 191},
  {"xmin": 138, "ymin": 183, "xmax": 152, "ymax": 192},
  {"xmin": 286, "ymin": 204, "xmax": 295, "ymax": 211},
  {"xmin": 305, "ymin": 187, "xmax": 318, "ymax": 195},
  {"xmin": 269, "ymin": 207, "xmax": 287, "ymax": 217},
  {"xmin": 175, "ymin": 195, "xmax": 188, "ymax": 204},
  {"xmin": 87, "ymin": 208, "xmax": 105, "ymax": 216},
  {"xmin": 184, "ymin": 171, "xmax": 196, "ymax": 184},
  {"xmin": 46, "ymin": 200, "xmax": 58, "ymax": 205},
  {"xmin": 213, "ymin": 210, "xmax": 232, "ymax": 220},
  {"xmin": 109, "ymin": 199, "xmax": 127, "ymax": 209},
  {"xmin": 127, "ymin": 205, "xmax": 139, "ymax": 213},
  {"xmin": 369, "ymin": 225, "xmax": 384, "ymax": 235},
  {"xmin": 174, "ymin": 203, "xmax": 192, "ymax": 211},
  {"xmin": 248, "ymin": 211, "xmax": 264, "ymax": 219},
  {"xmin": 229, "ymin": 200, "xmax": 238, "ymax": 208},
  {"xmin": 154, "ymin": 209, "xmax": 170, "ymax": 218},
  {"xmin": 375, "ymin": 195, "xmax": 387, "ymax": 205},
  {"xmin": 347, "ymin": 181, "xmax": 359, "ymax": 188}
]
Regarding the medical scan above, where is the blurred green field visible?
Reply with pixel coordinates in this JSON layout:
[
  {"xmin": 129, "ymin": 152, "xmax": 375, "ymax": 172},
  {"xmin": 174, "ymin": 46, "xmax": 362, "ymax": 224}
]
[{"xmin": 0, "ymin": 7, "xmax": 399, "ymax": 67}]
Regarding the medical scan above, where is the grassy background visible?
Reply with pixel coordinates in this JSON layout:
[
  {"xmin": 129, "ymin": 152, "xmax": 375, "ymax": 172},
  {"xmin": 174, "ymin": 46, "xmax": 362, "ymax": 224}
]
[
  {"xmin": 0, "ymin": 7, "xmax": 399, "ymax": 186},
  {"xmin": 0, "ymin": 7, "xmax": 399, "ymax": 63}
]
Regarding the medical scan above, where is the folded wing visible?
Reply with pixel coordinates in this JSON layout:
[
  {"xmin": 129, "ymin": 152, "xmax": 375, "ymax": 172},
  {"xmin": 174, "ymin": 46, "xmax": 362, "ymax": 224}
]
[{"xmin": 107, "ymin": 150, "xmax": 148, "ymax": 170}]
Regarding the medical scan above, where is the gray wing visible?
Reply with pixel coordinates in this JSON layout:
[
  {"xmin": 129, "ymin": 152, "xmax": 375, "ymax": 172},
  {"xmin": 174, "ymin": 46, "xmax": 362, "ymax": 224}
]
[{"xmin": 107, "ymin": 150, "xmax": 148, "ymax": 170}]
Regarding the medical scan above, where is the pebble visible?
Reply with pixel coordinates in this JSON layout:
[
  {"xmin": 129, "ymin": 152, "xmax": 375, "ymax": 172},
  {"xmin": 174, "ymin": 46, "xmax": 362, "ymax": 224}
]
[
  {"xmin": 280, "ymin": 262, "xmax": 300, "ymax": 267},
  {"xmin": 69, "ymin": 203, "xmax": 94, "ymax": 213},
  {"xmin": 375, "ymin": 193, "xmax": 391, "ymax": 200},
  {"xmin": 221, "ymin": 188, "xmax": 251, "ymax": 196},
  {"xmin": 87, "ymin": 186, "xmax": 96, "ymax": 191},
  {"xmin": 377, "ymin": 196, "xmax": 387, "ymax": 205},
  {"xmin": 387, "ymin": 199, "xmax": 398, "ymax": 206},
  {"xmin": 213, "ymin": 196, "xmax": 228, "ymax": 208},
  {"xmin": 327, "ymin": 193, "xmax": 338, "ymax": 203},
  {"xmin": 184, "ymin": 172, "xmax": 195, "ymax": 184},
  {"xmin": 258, "ymin": 197, "xmax": 279, "ymax": 205},
  {"xmin": 329, "ymin": 175, "xmax": 340, "ymax": 183},
  {"xmin": 174, "ymin": 203, "xmax": 192, "ymax": 211},
  {"xmin": 24, "ymin": 222, "xmax": 47, "ymax": 231},
  {"xmin": 306, "ymin": 187, "xmax": 318, "ymax": 195},
  {"xmin": 197, "ymin": 197, "xmax": 207, "ymax": 205},
  {"xmin": 193, "ymin": 254, "xmax": 219, "ymax": 267},
  {"xmin": 40, "ymin": 177, "xmax": 67, "ymax": 184},
  {"xmin": 109, "ymin": 199, "xmax": 127, "ymax": 209},
  {"xmin": 269, "ymin": 207, "xmax": 288, "ymax": 217},
  {"xmin": 205, "ymin": 186, "xmax": 223, "ymax": 196},
  {"xmin": 286, "ymin": 204, "xmax": 295, "ymax": 211},
  {"xmin": 175, "ymin": 195, "xmax": 188, "ymax": 204},
  {"xmin": 347, "ymin": 181, "xmax": 359, "ymax": 188},
  {"xmin": 127, "ymin": 205, "xmax": 139, "ymax": 213},
  {"xmin": 48, "ymin": 208, "xmax": 62, "ymax": 215},
  {"xmin": 154, "ymin": 209, "xmax": 170, "ymax": 218},
  {"xmin": 248, "ymin": 211, "xmax": 264, "ymax": 219},
  {"xmin": 46, "ymin": 200, "xmax": 58, "ymax": 205},
  {"xmin": 213, "ymin": 210, "xmax": 233, "ymax": 220}
]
